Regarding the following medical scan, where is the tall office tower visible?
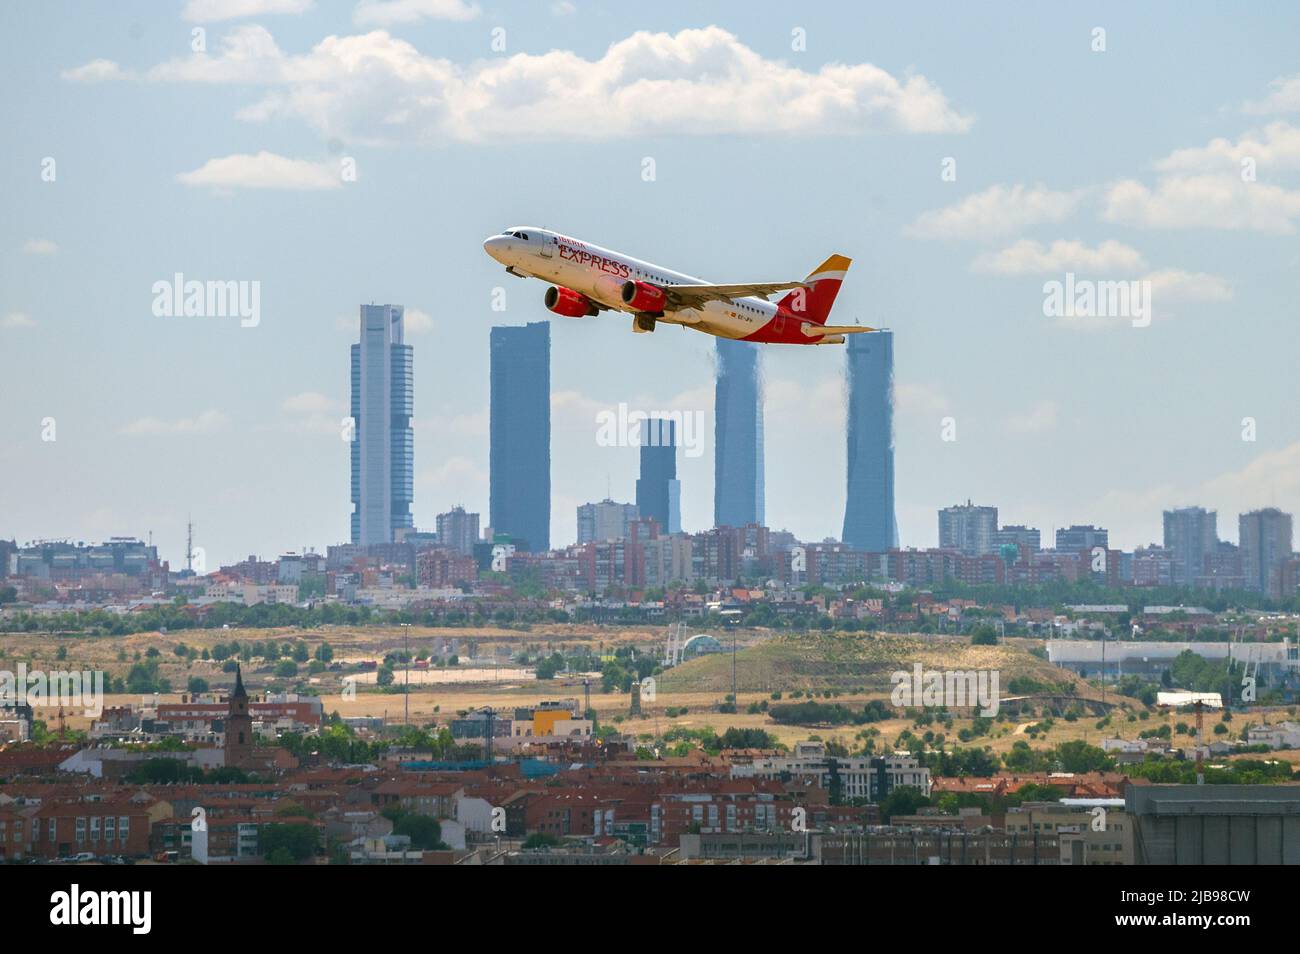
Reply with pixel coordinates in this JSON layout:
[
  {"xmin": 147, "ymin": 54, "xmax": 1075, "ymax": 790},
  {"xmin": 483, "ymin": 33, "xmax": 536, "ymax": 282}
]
[
  {"xmin": 938, "ymin": 501, "xmax": 999, "ymax": 556},
  {"xmin": 350, "ymin": 304, "xmax": 413, "ymax": 545},
  {"xmin": 714, "ymin": 337, "xmax": 764, "ymax": 528},
  {"xmin": 1055, "ymin": 525, "xmax": 1109, "ymax": 553},
  {"xmin": 841, "ymin": 330, "xmax": 897, "ymax": 551},
  {"xmin": 1240, "ymin": 508, "xmax": 1293, "ymax": 598},
  {"xmin": 576, "ymin": 499, "xmax": 640, "ymax": 543},
  {"xmin": 1162, "ymin": 506, "xmax": 1218, "ymax": 587},
  {"xmin": 490, "ymin": 321, "xmax": 550, "ymax": 552},
  {"xmin": 636, "ymin": 417, "xmax": 681, "ymax": 534},
  {"xmin": 436, "ymin": 506, "xmax": 481, "ymax": 556}
]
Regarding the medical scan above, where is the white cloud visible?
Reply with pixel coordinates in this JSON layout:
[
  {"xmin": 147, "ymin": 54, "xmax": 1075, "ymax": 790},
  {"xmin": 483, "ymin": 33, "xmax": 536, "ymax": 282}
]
[
  {"xmin": 1143, "ymin": 269, "xmax": 1233, "ymax": 302},
  {"xmin": 282, "ymin": 391, "xmax": 338, "ymax": 414},
  {"xmin": 1244, "ymin": 72, "xmax": 1300, "ymax": 115},
  {"xmin": 60, "ymin": 58, "xmax": 126, "ymax": 83},
  {"xmin": 2, "ymin": 312, "xmax": 36, "ymax": 329},
  {"xmin": 972, "ymin": 238, "xmax": 1146, "ymax": 275},
  {"xmin": 550, "ymin": 1, "xmax": 576, "ymax": 15},
  {"xmin": 120, "ymin": 410, "xmax": 232, "ymax": 435},
  {"xmin": 1103, "ymin": 174, "xmax": 1300, "ymax": 233},
  {"xmin": 353, "ymin": 0, "xmax": 479, "ymax": 25},
  {"xmin": 417, "ymin": 456, "xmax": 487, "ymax": 500},
  {"xmin": 22, "ymin": 239, "xmax": 58, "ymax": 255},
  {"xmin": 404, "ymin": 308, "xmax": 435, "ymax": 334},
  {"xmin": 414, "ymin": 407, "xmax": 489, "ymax": 438},
  {"xmin": 177, "ymin": 151, "xmax": 341, "ymax": 190},
  {"xmin": 72, "ymin": 25, "xmax": 972, "ymax": 143},
  {"xmin": 766, "ymin": 377, "xmax": 845, "ymax": 429},
  {"xmin": 1154, "ymin": 121, "xmax": 1300, "ymax": 173},
  {"xmin": 147, "ymin": 25, "xmax": 288, "ymax": 84},
  {"xmin": 906, "ymin": 184, "xmax": 1081, "ymax": 240},
  {"xmin": 1005, "ymin": 400, "xmax": 1058, "ymax": 434},
  {"xmin": 279, "ymin": 391, "xmax": 345, "ymax": 434},
  {"xmin": 183, "ymin": 0, "xmax": 314, "ymax": 22},
  {"xmin": 894, "ymin": 382, "xmax": 950, "ymax": 417}
]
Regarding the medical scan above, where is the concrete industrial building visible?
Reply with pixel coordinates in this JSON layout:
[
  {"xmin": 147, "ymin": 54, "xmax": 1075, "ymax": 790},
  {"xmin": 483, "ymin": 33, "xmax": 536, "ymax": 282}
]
[{"xmin": 1127, "ymin": 784, "xmax": 1300, "ymax": 864}]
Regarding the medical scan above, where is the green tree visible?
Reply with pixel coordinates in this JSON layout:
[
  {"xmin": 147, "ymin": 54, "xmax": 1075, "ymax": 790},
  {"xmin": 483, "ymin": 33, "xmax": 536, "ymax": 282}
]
[
  {"xmin": 392, "ymin": 814, "xmax": 447, "ymax": 850},
  {"xmin": 260, "ymin": 823, "xmax": 318, "ymax": 862},
  {"xmin": 879, "ymin": 786, "xmax": 929, "ymax": 822},
  {"xmin": 1053, "ymin": 739, "xmax": 1113, "ymax": 773}
]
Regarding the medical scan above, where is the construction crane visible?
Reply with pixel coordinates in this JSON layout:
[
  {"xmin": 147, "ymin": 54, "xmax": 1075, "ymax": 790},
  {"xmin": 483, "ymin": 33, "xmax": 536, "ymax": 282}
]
[{"xmin": 1157, "ymin": 690, "xmax": 1223, "ymax": 785}]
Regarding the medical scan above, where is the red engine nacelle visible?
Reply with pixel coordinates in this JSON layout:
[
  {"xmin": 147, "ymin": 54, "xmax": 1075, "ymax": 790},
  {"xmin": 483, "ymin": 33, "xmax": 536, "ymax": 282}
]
[
  {"xmin": 544, "ymin": 286, "xmax": 597, "ymax": 318},
  {"xmin": 620, "ymin": 280, "xmax": 667, "ymax": 313}
]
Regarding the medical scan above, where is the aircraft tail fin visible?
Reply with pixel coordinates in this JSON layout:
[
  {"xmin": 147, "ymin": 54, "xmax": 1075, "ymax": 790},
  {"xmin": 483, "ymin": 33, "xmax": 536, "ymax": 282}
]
[{"xmin": 777, "ymin": 254, "xmax": 851, "ymax": 325}]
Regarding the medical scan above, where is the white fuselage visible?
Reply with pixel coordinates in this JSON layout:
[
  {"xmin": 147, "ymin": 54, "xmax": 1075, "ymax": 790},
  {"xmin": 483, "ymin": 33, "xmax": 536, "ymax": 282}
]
[{"xmin": 483, "ymin": 226, "xmax": 778, "ymax": 339}]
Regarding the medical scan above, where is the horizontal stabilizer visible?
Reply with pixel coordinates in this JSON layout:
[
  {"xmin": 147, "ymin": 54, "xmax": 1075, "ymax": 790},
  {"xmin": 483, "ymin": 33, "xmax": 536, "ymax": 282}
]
[{"xmin": 800, "ymin": 323, "xmax": 878, "ymax": 337}]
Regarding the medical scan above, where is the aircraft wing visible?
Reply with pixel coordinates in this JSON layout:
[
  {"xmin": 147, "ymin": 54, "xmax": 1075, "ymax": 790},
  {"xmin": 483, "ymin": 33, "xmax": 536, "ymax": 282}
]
[{"xmin": 662, "ymin": 281, "xmax": 808, "ymax": 309}]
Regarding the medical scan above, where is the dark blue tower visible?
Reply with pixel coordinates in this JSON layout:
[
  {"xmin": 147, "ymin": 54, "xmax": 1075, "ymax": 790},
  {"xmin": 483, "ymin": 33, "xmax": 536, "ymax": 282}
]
[
  {"xmin": 490, "ymin": 321, "xmax": 550, "ymax": 551},
  {"xmin": 636, "ymin": 417, "xmax": 681, "ymax": 534},
  {"xmin": 842, "ymin": 331, "xmax": 897, "ymax": 551},
  {"xmin": 714, "ymin": 338, "xmax": 764, "ymax": 528}
]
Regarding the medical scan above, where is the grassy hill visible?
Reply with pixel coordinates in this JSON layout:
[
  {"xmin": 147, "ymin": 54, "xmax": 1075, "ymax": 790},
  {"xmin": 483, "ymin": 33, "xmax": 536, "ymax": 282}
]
[{"xmin": 657, "ymin": 631, "xmax": 1088, "ymax": 697}]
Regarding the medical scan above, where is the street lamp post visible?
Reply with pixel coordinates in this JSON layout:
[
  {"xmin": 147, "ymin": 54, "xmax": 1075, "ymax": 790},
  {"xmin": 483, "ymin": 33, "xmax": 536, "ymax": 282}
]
[{"xmin": 401, "ymin": 622, "xmax": 411, "ymax": 727}]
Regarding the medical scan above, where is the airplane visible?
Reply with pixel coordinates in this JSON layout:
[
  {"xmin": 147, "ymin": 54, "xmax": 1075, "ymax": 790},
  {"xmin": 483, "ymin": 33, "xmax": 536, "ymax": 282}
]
[{"xmin": 482, "ymin": 227, "xmax": 878, "ymax": 345}]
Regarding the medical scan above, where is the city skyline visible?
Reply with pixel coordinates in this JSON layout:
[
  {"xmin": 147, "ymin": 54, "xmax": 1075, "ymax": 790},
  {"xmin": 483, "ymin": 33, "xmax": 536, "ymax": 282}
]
[{"xmin": 3, "ymin": 3, "xmax": 1300, "ymax": 570}]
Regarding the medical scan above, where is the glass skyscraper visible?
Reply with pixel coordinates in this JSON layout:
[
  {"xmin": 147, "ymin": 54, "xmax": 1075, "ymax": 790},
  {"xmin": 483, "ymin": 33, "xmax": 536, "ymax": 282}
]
[
  {"xmin": 636, "ymin": 417, "xmax": 681, "ymax": 534},
  {"xmin": 713, "ymin": 337, "xmax": 765, "ymax": 528},
  {"xmin": 842, "ymin": 330, "xmax": 898, "ymax": 551},
  {"xmin": 350, "ymin": 304, "xmax": 413, "ymax": 545},
  {"xmin": 490, "ymin": 321, "xmax": 550, "ymax": 552}
]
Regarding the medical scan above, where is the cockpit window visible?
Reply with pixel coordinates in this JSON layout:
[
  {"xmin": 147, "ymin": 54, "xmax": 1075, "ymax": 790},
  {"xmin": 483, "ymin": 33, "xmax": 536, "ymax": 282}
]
[{"xmin": 520, "ymin": 232, "xmax": 529, "ymax": 240}]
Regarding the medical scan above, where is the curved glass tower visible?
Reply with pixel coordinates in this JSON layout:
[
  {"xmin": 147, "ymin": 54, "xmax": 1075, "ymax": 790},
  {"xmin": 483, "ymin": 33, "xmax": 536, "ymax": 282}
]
[
  {"xmin": 350, "ymin": 304, "xmax": 414, "ymax": 545},
  {"xmin": 842, "ymin": 330, "xmax": 897, "ymax": 551},
  {"xmin": 714, "ymin": 338, "xmax": 764, "ymax": 528}
]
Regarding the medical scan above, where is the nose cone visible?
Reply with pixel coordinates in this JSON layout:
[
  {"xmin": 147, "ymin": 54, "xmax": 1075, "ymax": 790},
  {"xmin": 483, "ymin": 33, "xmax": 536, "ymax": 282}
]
[{"xmin": 483, "ymin": 235, "xmax": 508, "ymax": 263}]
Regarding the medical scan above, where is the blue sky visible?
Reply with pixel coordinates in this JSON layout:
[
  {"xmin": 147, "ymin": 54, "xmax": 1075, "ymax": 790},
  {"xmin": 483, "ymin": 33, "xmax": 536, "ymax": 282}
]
[{"xmin": 2, "ymin": 0, "xmax": 1298, "ymax": 569}]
